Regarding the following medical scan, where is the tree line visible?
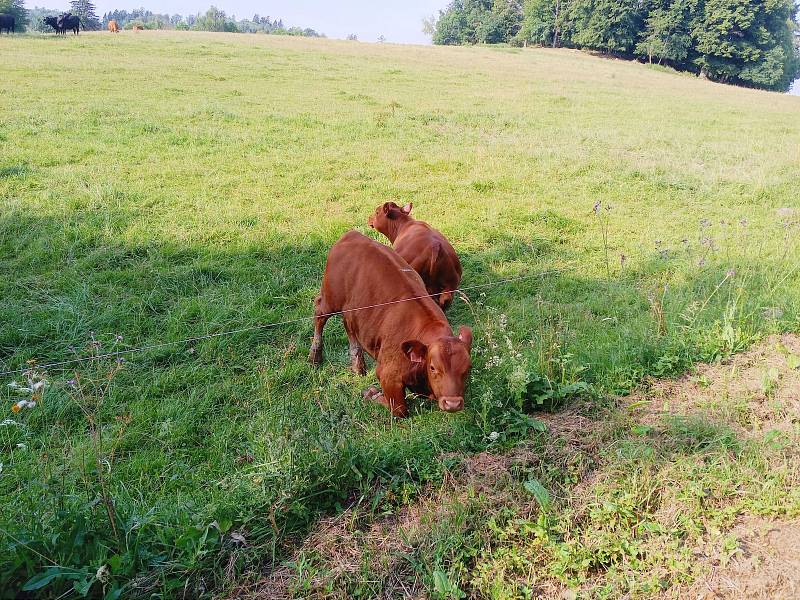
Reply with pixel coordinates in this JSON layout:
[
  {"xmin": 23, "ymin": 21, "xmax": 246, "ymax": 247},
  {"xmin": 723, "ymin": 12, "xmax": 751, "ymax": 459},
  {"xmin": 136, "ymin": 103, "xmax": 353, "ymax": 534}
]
[
  {"xmin": 429, "ymin": 0, "xmax": 800, "ymax": 91},
  {"xmin": 102, "ymin": 6, "xmax": 322, "ymax": 36},
  {"xmin": 3, "ymin": 0, "xmax": 322, "ymax": 36}
]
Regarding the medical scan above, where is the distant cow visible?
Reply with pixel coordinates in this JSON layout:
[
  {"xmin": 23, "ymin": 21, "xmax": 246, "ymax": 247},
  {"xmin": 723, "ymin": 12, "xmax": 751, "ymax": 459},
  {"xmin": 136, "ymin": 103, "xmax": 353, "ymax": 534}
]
[
  {"xmin": 133, "ymin": 24, "xmax": 143, "ymax": 31},
  {"xmin": 309, "ymin": 231, "xmax": 473, "ymax": 417},
  {"xmin": 43, "ymin": 16, "xmax": 60, "ymax": 32},
  {"xmin": 368, "ymin": 202, "xmax": 463, "ymax": 310},
  {"xmin": 108, "ymin": 20, "xmax": 120, "ymax": 33},
  {"xmin": 0, "ymin": 13, "xmax": 14, "ymax": 34},
  {"xmin": 57, "ymin": 13, "xmax": 80, "ymax": 35}
]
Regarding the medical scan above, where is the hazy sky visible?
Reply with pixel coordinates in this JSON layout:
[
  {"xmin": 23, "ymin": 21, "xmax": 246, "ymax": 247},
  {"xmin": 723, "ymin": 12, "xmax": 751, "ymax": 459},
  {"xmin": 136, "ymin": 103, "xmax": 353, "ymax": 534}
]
[{"xmin": 81, "ymin": 0, "xmax": 450, "ymax": 44}]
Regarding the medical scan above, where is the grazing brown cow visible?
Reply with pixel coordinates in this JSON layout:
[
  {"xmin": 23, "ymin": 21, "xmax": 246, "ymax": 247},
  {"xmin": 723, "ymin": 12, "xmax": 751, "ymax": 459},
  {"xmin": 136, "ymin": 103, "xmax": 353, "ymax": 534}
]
[
  {"xmin": 368, "ymin": 202, "xmax": 462, "ymax": 310},
  {"xmin": 108, "ymin": 20, "xmax": 120, "ymax": 33},
  {"xmin": 309, "ymin": 231, "xmax": 472, "ymax": 417}
]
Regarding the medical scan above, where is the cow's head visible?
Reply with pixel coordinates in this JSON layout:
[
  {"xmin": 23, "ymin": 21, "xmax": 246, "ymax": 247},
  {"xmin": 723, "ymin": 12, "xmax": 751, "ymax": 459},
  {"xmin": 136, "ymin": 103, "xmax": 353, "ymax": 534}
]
[
  {"xmin": 402, "ymin": 325, "xmax": 472, "ymax": 412},
  {"xmin": 367, "ymin": 201, "xmax": 412, "ymax": 237}
]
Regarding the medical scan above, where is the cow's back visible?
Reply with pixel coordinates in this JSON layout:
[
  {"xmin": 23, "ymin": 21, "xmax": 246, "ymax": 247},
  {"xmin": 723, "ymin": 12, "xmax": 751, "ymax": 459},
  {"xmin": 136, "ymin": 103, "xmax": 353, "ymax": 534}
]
[
  {"xmin": 321, "ymin": 231, "xmax": 447, "ymax": 356},
  {"xmin": 394, "ymin": 222, "xmax": 462, "ymax": 293},
  {"xmin": 322, "ymin": 231, "xmax": 429, "ymax": 308}
]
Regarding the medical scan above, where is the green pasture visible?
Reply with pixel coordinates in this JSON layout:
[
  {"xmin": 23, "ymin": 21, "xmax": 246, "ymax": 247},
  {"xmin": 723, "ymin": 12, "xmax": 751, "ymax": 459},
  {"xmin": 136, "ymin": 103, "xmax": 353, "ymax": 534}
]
[{"xmin": 1, "ymin": 31, "xmax": 799, "ymax": 598}]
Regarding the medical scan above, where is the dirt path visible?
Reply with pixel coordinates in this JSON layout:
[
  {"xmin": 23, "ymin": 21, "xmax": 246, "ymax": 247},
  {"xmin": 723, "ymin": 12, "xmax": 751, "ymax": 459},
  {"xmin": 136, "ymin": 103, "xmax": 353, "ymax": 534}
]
[{"xmin": 681, "ymin": 516, "xmax": 800, "ymax": 599}]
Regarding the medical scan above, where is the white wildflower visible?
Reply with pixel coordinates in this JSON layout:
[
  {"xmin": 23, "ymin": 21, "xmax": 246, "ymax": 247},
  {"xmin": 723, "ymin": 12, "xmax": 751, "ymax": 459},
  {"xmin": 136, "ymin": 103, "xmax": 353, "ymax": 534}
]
[
  {"xmin": 11, "ymin": 400, "xmax": 36, "ymax": 413},
  {"xmin": 96, "ymin": 565, "xmax": 110, "ymax": 584}
]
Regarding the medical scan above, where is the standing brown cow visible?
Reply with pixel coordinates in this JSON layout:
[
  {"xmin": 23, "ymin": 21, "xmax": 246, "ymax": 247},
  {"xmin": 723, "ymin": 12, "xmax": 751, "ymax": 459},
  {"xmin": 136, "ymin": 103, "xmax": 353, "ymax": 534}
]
[
  {"xmin": 368, "ymin": 202, "xmax": 462, "ymax": 310},
  {"xmin": 309, "ymin": 231, "xmax": 472, "ymax": 417},
  {"xmin": 108, "ymin": 20, "xmax": 120, "ymax": 33}
]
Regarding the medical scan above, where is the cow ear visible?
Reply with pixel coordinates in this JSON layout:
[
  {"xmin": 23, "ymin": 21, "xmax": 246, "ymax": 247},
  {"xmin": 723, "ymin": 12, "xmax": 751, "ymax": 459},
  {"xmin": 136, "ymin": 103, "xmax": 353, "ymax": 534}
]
[
  {"xmin": 402, "ymin": 203, "xmax": 413, "ymax": 215},
  {"xmin": 402, "ymin": 340, "xmax": 428, "ymax": 364},
  {"xmin": 458, "ymin": 326, "xmax": 473, "ymax": 351},
  {"xmin": 381, "ymin": 202, "xmax": 392, "ymax": 216}
]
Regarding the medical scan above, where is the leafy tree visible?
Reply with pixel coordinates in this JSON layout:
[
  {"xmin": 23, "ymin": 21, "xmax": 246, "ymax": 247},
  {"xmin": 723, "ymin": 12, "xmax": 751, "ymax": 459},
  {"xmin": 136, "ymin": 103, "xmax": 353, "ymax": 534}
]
[
  {"xmin": 422, "ymin": 14, "xmax": 437, "ymax": 37},
  {"xmin": 69, "ymin": 0, "xmax": 101, "ymax": 30},
  {"xmin": 635, "ymin": 0, "xmax": 693, "ymax": 64},
  {"xmin": 494, "ymin": 0, "xmax": 523, "ymax": 40},
  {"xmin": 193, "ymin": 6, "xmax": 237, "ymax": 32},
  {"xmin": 0, "ymin": 0, "xmax": 28, "ymax": 31},
  {"xmin": 519, "ymin": 0, "xmax": 573, "ymax": 46},
  {"xmin": 29, "ymin": 6, "xmax": 60, "ymax": 32},
  {"xmin": 475, "ymin": 9, "xmax": 505, "ymax": 42},
  {"xmin": 692, "ymin": 0, "xmax": 800, "ymax": 90},
  {"xmin": 432, "ymin": 0, "xmax": 521, "ymax": 44},
  {"xmin": 432, "ymin": 1, "xmax": 470, "ymax": 44},
  {"xmin": 569, "ymin": 0, "xmax": 644, "ymax": 54}
]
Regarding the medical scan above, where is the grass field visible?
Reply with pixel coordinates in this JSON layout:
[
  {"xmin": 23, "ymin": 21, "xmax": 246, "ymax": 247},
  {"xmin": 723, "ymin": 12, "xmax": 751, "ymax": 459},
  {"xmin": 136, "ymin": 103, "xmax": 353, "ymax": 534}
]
[{"xmin": 1, "ymin": 31, "xmax": 799, "ymax": 598}]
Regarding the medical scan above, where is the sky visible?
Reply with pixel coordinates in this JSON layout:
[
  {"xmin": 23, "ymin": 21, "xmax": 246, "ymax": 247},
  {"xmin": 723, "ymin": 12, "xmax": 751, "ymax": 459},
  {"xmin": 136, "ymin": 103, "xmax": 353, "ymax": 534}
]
[{"xmin": 83, "ymin": 0, "xmax": 450, "ymax": 44}]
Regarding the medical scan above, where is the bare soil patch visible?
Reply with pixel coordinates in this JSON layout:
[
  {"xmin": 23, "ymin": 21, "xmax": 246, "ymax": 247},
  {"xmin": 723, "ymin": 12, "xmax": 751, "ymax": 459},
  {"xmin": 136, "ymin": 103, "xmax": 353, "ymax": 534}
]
[
  {"xmin": 626, "ymin": 334, "xmax": 800, "ymax": 438},
  {"xmin": 673, "ymin": 517, "xmax": 800, "ymax": 600}
]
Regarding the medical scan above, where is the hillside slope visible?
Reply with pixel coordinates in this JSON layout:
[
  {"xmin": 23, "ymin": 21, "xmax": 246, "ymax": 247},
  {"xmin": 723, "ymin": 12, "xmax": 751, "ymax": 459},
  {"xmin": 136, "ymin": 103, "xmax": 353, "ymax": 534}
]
[{"xmin": 1, "ymin": 32, "xmax": 799, "ymax": 598}]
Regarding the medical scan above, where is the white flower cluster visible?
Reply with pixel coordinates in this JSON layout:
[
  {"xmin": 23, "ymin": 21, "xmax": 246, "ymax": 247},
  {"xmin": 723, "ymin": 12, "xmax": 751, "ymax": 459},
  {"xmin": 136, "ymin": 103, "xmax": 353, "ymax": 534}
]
[
  {"xmin": 8, "ymin": 380, "xmax": 45, "ymax": 395},
  {"xmin": 7, "ymin": 373, "xmax": 46, "ymax": 414}
]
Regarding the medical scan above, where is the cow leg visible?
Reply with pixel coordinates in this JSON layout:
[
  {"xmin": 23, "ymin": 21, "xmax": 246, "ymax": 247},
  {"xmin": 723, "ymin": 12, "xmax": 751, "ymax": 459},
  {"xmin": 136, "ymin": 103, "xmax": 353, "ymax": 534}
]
[
  {"xmin": 344, "ymin": 325, "xmax": 366, "ymax": 376},
  {"xmin": 365, "ymin": 367, "xmax": 408, "ymax": 417},
  {"xmin": 308, "ymin": 295, "xmax": 329, "ymax": 366}
]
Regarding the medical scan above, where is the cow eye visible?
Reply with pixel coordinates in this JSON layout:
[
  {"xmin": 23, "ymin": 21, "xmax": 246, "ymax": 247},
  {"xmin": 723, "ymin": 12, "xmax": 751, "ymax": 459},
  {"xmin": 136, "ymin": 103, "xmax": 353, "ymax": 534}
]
[{"xmin": 430, "ymin": 365, "xmax": 436, "ymax": 373}]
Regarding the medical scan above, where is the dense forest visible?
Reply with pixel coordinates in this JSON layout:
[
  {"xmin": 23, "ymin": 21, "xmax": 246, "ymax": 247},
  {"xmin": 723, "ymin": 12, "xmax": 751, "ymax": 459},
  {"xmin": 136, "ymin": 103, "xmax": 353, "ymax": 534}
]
[
  {"xmin": 12, "ymin": 1, "xmax": 322, "ymax": 36},
  {"xmin": 430, "ymin": 0, "xmax": 800, "ymax": 91}
]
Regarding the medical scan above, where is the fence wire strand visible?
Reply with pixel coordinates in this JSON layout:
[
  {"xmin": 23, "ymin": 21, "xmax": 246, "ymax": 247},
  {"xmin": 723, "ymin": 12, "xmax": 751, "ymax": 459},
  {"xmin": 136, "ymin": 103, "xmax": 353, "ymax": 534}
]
[{"xmin": 0, "ymin": 266, "xmax": 575, "ymax": 378}]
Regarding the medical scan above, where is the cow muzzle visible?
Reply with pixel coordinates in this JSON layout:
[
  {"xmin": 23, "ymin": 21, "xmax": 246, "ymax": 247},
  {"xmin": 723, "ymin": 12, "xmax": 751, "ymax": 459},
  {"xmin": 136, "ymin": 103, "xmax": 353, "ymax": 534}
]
[{"xmin": 438, "ymin": 396, "xmax": 464, "ymax": 413}]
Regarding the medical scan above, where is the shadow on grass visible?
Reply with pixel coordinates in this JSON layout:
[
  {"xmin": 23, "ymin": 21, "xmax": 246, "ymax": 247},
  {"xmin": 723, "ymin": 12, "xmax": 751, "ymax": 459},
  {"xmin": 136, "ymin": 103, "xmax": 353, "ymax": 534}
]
[{"xmin": 0, "ymin": 205, "xmax": 797, "ymax": 597}]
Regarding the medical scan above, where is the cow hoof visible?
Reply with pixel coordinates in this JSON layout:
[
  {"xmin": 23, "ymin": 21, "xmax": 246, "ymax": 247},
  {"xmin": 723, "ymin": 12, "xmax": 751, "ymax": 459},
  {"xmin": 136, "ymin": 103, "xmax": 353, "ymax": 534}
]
[
  {"xmin": 308, "ymin": 347, "xmax": 322, "ymax": 366},
  {"xmin": 352, "ymin": 362, "xmax": 367, "ymax": 376},
  {"xmin": 362, "ymin": 386, "xmax": 381, "ymax": 401}
]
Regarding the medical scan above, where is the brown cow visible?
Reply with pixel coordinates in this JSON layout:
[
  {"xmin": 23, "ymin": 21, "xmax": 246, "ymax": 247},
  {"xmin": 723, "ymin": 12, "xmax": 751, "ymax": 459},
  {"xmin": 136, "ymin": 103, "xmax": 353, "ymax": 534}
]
[
  {"xmin": 368, "ymin": 202, "xmax": 462, "ymax": 310},
  {"xmin": 309, "ymin": 231, "xmax": 472, "ymax": 417},
  {"xmin": 108, "ymin": 20, "xmax": 120, "ymax": 33}
]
